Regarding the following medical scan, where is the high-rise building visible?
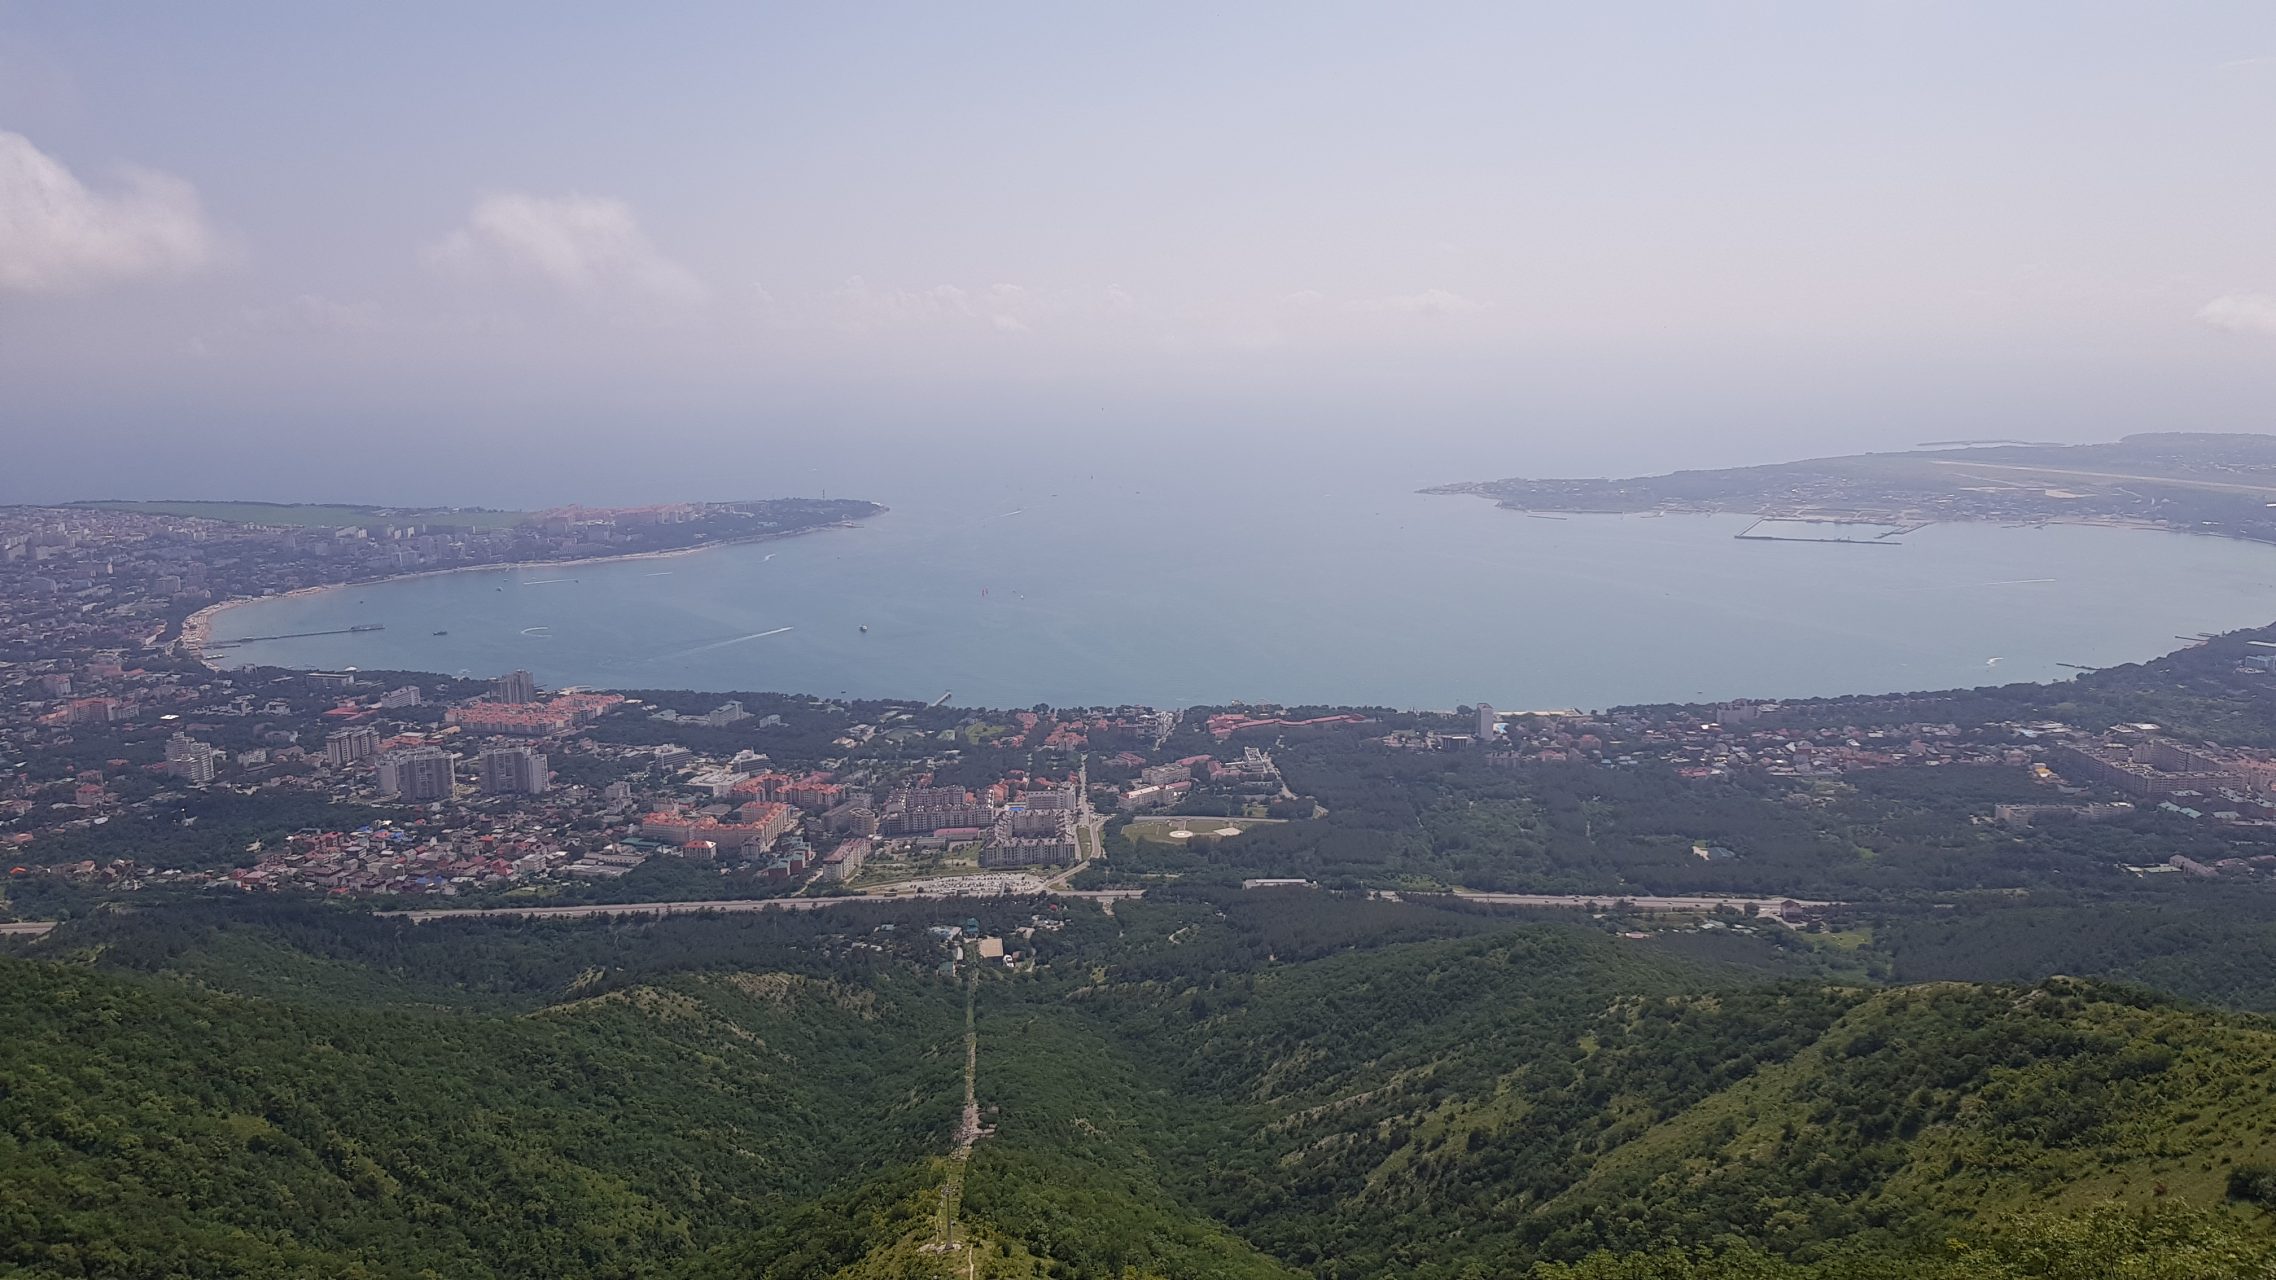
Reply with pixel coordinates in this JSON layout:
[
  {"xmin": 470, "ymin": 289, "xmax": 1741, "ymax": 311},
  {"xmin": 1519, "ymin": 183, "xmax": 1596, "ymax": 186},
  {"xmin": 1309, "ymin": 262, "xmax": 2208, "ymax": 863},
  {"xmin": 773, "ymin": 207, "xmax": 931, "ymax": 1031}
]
[
  {"xmin": 479, "ymin": 744, "xmax": 550, "ymax": 795},
  {"xmin": 325, "ymin": 726, "xmax": 381, "ymax": 767},
  {"xmin": 165, "ymin": 734, "xmax": 221, "ymax": 784},
  {"xmin": 376, "ymin": 747, "xmax": 457, "ymax": 802},
  {"xmin": 1476, "ymin": 703, "xmax": 1498, "ymax": 741},
  {"xmin": 493, "ymin": 669, "xmax": 538, "ymax": 705}
]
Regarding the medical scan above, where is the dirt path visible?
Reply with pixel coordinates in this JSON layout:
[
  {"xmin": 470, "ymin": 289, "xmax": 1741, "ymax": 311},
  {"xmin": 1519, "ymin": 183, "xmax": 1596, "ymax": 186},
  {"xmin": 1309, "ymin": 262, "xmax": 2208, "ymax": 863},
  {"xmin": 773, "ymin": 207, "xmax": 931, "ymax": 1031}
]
[{"xmin": 929, "ymin": 947, "xmax": 984, "ymax": 1264}]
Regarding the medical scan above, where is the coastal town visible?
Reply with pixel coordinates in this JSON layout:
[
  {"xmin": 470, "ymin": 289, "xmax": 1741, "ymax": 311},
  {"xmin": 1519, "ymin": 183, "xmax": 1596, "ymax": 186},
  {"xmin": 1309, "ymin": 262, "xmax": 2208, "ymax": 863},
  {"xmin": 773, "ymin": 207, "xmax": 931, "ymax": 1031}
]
[
  {"xmin": 9, "ymin": 497, "xmax": 2276, "ymax": 918},
  {"xmin": 0, "ymin": 497, "xmax": 880, "ymax": 658}
]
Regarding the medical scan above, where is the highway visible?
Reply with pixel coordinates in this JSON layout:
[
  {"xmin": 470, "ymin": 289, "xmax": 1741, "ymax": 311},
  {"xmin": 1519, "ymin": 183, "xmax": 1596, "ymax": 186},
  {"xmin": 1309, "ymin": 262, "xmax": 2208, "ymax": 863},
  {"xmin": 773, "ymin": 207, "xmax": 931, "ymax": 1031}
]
[
  {"xmin": 380, "ymin": 886, "xmax": 1145, "ymax": 924},
  {"xmin": 1408, "ymin": 890, "xmax": 1836, "ymax": 912},
  {"xmin": 7, "ymin": 887, "xmax": 1827, "ymax": 934}
]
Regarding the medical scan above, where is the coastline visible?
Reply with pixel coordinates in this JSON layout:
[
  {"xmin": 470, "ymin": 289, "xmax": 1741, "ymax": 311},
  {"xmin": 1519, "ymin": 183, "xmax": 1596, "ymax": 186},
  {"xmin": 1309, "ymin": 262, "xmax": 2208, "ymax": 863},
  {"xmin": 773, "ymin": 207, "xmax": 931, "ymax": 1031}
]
[
  {"xmin": 179, "ymin": 516, "xmax": 880, "ymax": 663},
  {"xmin": 1434, "ymin": 491, "xmax": 2230, "ymax": 543},
  {"xmin": 174, "ymin": 498, "xmax": 2276, "ymax": 709}
]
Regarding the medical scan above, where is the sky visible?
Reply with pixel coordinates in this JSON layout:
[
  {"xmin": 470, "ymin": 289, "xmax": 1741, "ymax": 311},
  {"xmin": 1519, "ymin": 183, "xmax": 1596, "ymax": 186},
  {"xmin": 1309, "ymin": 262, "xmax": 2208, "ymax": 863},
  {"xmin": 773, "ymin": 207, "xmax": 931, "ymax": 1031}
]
[{"xmin": 4, "ymin": 3, "xmax": 2276, "ymax": 505}]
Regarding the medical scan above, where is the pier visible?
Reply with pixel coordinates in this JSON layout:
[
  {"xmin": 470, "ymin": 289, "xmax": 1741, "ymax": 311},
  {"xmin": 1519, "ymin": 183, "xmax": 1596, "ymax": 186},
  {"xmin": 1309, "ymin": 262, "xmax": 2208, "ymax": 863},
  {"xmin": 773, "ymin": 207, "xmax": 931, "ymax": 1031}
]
[
  {"xmin": 207, "ymin": 623, "xmax": 385, "ymax": 648},
  {"xmin": 1734, "ymin": 517, "xmax": 1927, "ymax": 546}
]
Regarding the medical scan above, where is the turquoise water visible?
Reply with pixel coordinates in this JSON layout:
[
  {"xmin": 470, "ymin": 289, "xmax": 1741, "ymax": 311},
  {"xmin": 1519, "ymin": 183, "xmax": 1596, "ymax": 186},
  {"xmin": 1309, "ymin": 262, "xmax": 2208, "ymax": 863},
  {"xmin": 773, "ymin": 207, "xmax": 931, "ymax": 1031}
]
[{"xmin": 205, "ymin": 478, "xmax": 2276, "ymax": 710}]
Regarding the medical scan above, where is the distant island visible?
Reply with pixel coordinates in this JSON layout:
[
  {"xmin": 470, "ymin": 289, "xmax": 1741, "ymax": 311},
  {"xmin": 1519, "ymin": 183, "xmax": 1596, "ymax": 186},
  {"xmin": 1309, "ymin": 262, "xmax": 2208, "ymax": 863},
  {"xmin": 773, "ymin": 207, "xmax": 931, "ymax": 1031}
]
[{"xmin": 1428, "ymin": 431, "xmax": 2276, "ymax": 542}]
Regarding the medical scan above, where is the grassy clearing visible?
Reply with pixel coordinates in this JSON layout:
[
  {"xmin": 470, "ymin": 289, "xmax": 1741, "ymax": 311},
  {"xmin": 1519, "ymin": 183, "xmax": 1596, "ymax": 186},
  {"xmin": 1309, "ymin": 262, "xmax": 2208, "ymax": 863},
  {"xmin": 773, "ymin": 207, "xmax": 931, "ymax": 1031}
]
[
  {"xmin": 1810, "ymin": 927, "xmax": 1875, "ymax": 952},
  {"xmin": 851, "ymin": 850, "xmax": 986, "ymax": 890}
]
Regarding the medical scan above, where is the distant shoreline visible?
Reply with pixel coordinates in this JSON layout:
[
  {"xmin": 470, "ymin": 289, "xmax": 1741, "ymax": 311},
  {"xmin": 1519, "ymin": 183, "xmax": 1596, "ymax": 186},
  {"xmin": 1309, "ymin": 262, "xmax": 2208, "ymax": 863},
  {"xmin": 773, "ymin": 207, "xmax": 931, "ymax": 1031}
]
[
  {"xmin": 1443, "ymin": 495, "xmax": 2256, "ymax": 547},
  {"xmin": 1424, "ymin": 433, "xmax": 2276, "ymax": 547},
  {"xmin": 180, "ymin": 517, "xmax": 880, "ymax": 663},
  {"xmin": 1441, "ymin": 495, "xmax": 2184, "ymax": 538}
]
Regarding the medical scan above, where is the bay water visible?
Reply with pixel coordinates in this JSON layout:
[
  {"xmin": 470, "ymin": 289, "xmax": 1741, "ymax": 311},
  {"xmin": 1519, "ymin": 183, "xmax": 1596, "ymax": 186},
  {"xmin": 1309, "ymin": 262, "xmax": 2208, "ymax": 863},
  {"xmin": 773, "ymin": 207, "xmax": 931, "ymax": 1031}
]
[{"xmin": 206, "ymin": 448, "xmax": 2276, "ymax": 710}]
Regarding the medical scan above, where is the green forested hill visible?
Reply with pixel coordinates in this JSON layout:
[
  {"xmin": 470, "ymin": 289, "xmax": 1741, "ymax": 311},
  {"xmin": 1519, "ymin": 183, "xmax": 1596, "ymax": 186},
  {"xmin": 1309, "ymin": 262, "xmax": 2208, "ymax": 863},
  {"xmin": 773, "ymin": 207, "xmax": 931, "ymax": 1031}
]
[
  {"xmin": 5, "ymin": 897, "xmax": 2276, "ymax": 1279},
  {"xmin": 0, "ymin": 958, "xmax": 962, "ymax": 1278}
]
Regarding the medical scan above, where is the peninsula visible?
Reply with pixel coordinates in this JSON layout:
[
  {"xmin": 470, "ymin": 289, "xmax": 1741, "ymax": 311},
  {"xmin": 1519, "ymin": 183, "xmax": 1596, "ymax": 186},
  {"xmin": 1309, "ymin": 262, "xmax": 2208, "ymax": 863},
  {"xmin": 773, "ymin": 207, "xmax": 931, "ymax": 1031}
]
[
  {"xmin": 1428, "ymin": 431, "xmax": 2276, "ymax": 542},
  {"xmin": 13, "ymin": 496, "xmax": 885, "ymax": 655}
]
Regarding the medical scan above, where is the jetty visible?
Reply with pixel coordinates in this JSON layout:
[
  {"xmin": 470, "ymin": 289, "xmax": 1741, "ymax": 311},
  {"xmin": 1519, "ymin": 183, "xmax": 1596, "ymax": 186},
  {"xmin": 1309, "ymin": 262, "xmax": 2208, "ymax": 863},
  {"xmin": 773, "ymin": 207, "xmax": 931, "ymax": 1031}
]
[
  {"xmin": 1734, "ymin": 517, "xmax": 1927, "ymax": 546},
  {"xmin": 206, "ymin": 623, "xmax": 384, "ymax": 648}
]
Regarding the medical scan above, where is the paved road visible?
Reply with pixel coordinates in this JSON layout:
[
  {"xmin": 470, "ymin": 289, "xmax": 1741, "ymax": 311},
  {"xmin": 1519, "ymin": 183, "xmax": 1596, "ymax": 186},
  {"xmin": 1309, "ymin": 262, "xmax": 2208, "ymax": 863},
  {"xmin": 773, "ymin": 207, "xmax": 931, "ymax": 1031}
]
[
  {"xmin": 1040, "ymin": 758, "xmax": 1109, "ymax": 889},
  {"xmin": 382, "ymin": 887, "xmax": 1146, "ymax": 924},
  {"xmin": 12, "ymin": 887, "xmax": 1828, "ymax": 933},
  {"xmin": 1411, "ymin": 891, "xmax": 1836, "ymax": 912}
]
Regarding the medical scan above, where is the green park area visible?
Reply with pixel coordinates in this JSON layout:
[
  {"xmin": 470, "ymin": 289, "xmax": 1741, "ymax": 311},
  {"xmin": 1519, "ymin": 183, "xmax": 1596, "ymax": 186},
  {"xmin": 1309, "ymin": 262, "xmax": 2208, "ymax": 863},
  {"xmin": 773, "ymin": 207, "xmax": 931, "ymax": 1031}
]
[{"xmin": 1121, "ymin": 815, "xmax": 1272, "ymax": 844}]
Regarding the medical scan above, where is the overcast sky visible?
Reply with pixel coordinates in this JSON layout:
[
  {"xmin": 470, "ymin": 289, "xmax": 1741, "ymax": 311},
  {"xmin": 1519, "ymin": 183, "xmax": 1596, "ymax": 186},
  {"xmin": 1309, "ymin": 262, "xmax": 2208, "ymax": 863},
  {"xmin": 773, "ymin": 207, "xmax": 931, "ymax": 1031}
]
[{"xmin": 5, "ymin": 3, "xmax": 2276, "ymax": 504}]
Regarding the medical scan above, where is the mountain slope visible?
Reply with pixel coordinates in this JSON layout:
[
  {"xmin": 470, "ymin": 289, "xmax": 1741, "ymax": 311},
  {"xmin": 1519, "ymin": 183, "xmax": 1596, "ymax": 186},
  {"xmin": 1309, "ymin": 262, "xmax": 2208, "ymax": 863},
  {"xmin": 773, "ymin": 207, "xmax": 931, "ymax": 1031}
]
[
  {"xmin": 7, "ymin": 900, "xmax": 2276, "ymax": 1278},
  {"xmin": 0, "ymin": 957, "xmax": 961, "ymax": 1279}
]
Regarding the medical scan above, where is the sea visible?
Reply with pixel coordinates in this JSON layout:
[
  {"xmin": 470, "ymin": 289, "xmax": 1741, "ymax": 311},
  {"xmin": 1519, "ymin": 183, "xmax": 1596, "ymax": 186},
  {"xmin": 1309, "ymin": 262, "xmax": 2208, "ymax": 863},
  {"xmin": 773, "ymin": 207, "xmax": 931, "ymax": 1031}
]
[{"xmin": 203, "ymin": 441, "xmax": 2276, "ymax": 712}]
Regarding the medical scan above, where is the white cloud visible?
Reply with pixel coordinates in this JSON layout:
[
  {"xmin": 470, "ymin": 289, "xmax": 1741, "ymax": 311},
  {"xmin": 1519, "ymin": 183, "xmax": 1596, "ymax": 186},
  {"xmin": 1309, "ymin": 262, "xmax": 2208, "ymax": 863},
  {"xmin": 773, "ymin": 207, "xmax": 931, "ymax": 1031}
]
[
  {"xmin": 426, "ymin": 193, "xmax": 705, "ymax": 306},
  {"xmin": 1272, "ymin": 287, "xmax": 1488, "ymax": 318},
  {"xmin": 240, "ymin": 293, "xmax": 382, "ymax": 334},
  {"xmin": 2198, "ymin": 293, "xmax": 2276, "ymax": 336},
  {"xmin": 817, "ymin": 277, "xmax": 1045, "ymax": 334},
  {"xmin": 0, "ymin": 130, "xmax": 216, "ymax": 294},
  {"xmin": 1352, "ymin": 288, "xmax": 1490, "ymax": 317}
]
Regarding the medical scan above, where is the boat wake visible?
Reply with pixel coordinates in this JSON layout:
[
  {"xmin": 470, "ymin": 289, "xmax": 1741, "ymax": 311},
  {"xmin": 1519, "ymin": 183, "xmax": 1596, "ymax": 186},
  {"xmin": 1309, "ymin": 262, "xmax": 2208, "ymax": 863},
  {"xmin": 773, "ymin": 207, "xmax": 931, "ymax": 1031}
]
[
  {"xmin": 1894, "ymin": 577, "xmax": 2057, "ymax": 592},
  {"xmin": 660, "ymin": 626, "xmax": 795, "ymax": 659}
]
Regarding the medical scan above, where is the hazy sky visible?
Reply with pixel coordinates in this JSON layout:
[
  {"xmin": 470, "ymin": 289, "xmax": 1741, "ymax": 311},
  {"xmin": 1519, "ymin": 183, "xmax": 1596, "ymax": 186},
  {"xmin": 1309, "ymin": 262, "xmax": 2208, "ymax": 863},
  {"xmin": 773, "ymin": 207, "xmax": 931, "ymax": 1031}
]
[{"xmin": 5, "ymin": 3, "xmax": 2276, "ymax": 504}]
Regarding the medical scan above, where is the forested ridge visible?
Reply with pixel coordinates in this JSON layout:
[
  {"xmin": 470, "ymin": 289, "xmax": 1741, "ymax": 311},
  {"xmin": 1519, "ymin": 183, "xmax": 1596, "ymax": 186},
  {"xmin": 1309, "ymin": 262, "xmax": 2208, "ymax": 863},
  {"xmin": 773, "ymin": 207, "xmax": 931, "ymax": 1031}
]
[{"xmin": 6, "ymin": 896, "xmax": 2276, "ymax": 1278}]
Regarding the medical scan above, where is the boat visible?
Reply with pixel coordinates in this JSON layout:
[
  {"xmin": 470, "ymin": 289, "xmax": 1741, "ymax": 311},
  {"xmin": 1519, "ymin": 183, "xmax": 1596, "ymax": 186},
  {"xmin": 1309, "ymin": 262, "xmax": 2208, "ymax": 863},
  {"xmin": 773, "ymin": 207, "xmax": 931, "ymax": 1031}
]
[
  {"xmin": 432, "ymin": 630, "xmax": 449, "ymax": 636},
  {"xmin": 859, "ymin": 624, "xmax": 869, "ymax": 633}
]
